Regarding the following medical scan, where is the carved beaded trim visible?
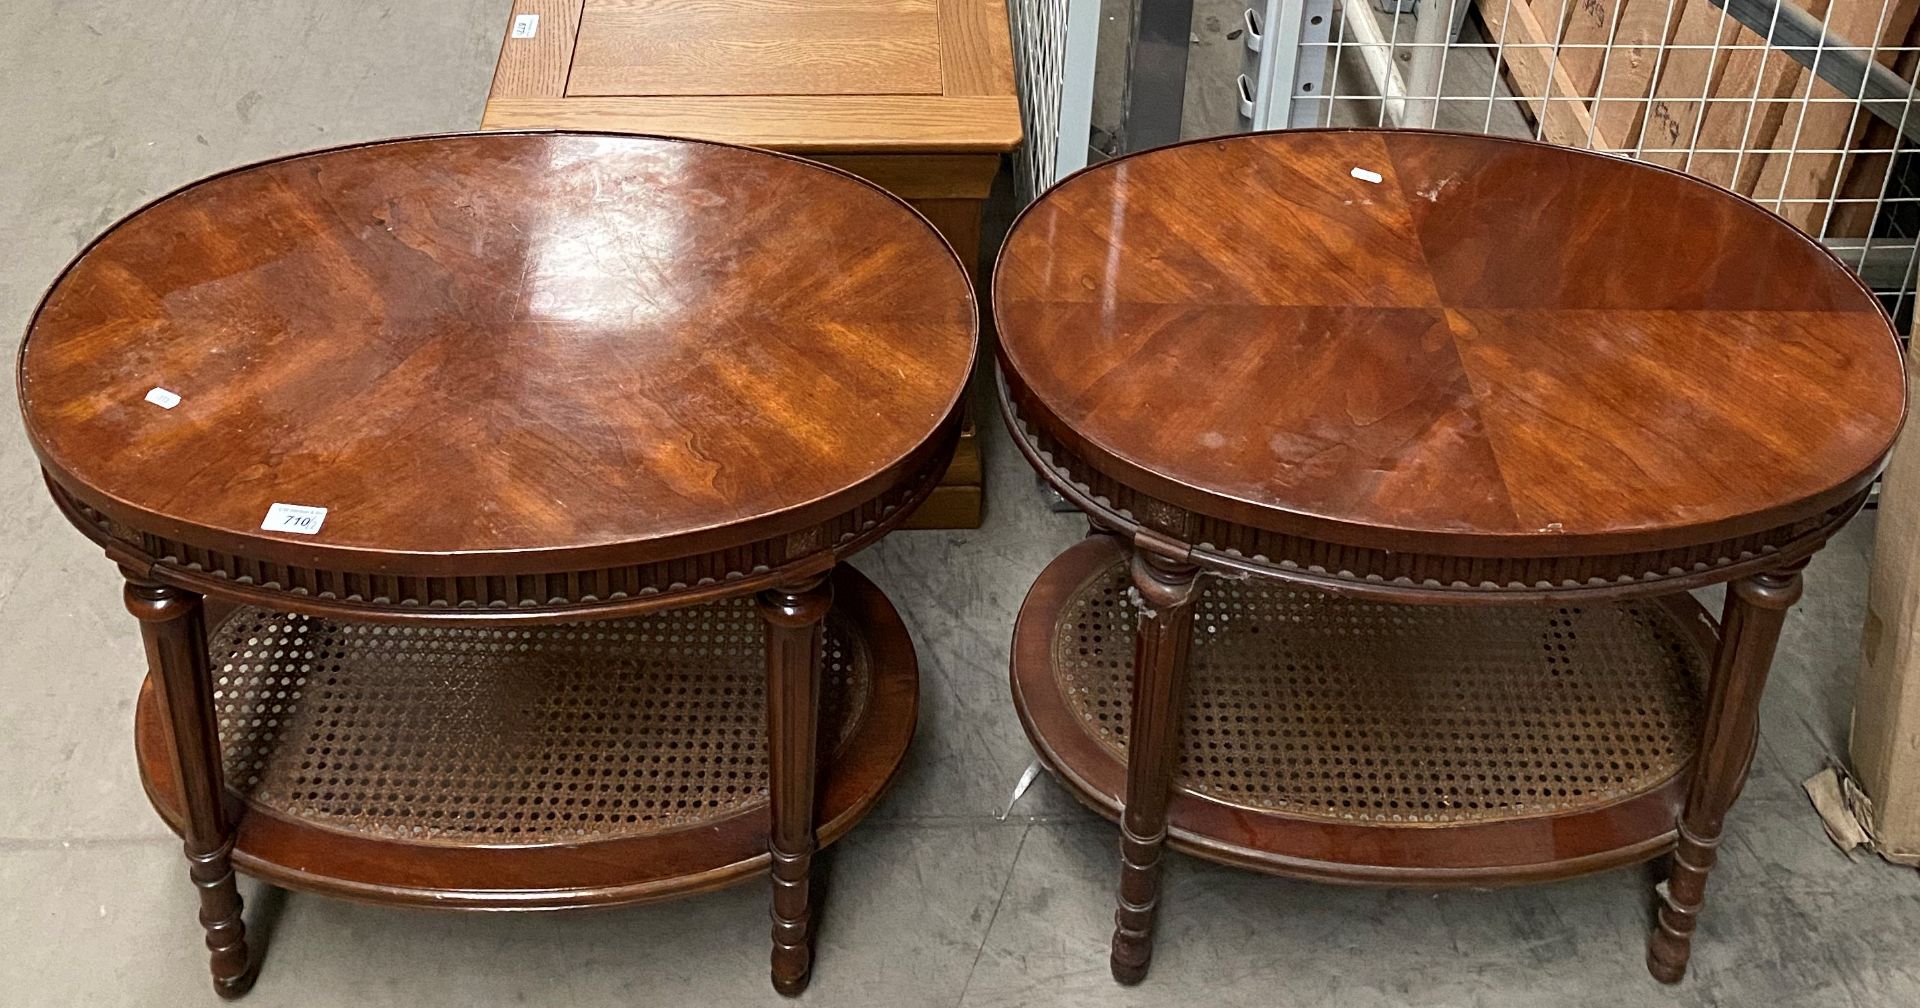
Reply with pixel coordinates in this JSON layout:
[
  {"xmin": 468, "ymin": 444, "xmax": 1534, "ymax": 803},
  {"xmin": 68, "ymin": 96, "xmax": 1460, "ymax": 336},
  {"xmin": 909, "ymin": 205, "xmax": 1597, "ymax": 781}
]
[
  {"xmin": 1006, "ymin": 394, "xmax": 1859, "ymax": 593},
  {"xmin": 54, "ymin": 459, "xmax": 938, "ymax": 613}
]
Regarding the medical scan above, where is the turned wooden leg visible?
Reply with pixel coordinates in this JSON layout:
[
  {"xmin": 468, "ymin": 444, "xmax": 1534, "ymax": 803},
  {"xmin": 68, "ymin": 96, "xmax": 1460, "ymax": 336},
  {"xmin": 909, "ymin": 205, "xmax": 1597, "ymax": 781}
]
[
  {"xmin": 1647, "ymin": 559, "xmax": 1807, "ymax": 983},
  {"xmin": 1110, "ymin": 546, "xmax": 1201, "ymax": 985},
  {"xmin": 759, "ymin": 573, "xmax": 833, "ymax": 997},
  {"xmin": 123, "ymin": 572, "xmax": 258, "ymax": 999}
]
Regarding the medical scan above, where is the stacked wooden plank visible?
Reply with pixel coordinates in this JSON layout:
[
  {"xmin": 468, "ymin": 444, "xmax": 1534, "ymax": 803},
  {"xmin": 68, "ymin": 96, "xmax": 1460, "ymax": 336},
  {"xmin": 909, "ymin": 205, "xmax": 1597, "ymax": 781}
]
[{"xmin": 1478, "ymin": 0, "xmax": 1918, "ymax": 234}]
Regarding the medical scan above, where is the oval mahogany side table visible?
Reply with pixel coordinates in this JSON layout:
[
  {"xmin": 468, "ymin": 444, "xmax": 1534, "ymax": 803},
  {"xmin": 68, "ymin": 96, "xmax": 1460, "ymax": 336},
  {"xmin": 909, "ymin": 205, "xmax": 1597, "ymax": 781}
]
[
  {"xmin": 993, "ymin": 129, "xmax": 1907, "ymax": 985},
  {"xmin": 17, "ymin": 132, "xmax": 976, "ymax": 998}
]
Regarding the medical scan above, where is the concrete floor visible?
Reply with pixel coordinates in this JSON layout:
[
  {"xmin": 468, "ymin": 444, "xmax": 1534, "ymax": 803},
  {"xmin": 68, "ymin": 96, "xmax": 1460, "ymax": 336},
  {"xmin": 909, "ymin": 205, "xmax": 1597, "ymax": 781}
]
[{"xmin": 3, "ymin": 2, "xmax": 1920, "ymax": 1006}]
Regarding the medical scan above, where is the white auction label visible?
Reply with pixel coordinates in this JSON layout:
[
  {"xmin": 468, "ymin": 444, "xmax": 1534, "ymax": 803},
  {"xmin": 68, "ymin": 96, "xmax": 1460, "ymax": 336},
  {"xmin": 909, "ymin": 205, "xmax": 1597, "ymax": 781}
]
[
  {"xmin": 1350, "ymin": 166, "xmax": 1384, "ymax": 184},
  {"xmin": 144, "ymin": 387, "xmax": 182, "ymax": 409},
  {"xmin": 261, "ymin": 503, "xmax": 327, "ymax": 535},
  {"xmin": 511, "ymin": 13, "xmax": 540, "ymax": 37}
]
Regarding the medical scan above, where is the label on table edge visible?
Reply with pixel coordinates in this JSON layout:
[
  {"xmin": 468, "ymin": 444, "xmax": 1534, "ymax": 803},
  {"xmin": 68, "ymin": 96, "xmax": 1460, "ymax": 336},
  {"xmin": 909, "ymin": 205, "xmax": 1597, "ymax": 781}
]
[
  {"xmin": 1350, "ymin": 166, "xmax": 1384, "ymax": 184},
  {"xmin": 261, "ymin": 503, "xmax": 327, "ymax": 535},
  {"xmin": 511, "ymin": 13, "xmax": 539, "ymax": 37},
  {"xmin": 144, "ymin": 387, "xmax": 181, "ymax": 409}
]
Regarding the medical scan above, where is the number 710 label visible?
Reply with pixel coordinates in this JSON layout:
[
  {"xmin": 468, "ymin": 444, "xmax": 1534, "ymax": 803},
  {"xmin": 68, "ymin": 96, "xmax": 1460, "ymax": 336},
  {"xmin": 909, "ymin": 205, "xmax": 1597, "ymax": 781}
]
[{"xmin": 261, "ymin": 503, "xmax": 327, "ymax": 535}]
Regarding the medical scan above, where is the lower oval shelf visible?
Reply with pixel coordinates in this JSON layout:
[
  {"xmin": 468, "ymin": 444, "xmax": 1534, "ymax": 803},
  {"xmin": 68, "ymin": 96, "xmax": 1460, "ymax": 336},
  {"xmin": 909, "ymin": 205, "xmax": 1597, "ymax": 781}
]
[
  {"xmin": 136, "ymin": 564, "xmax": 917, "ymax": 910},
  {"xmin": 1012, "ymin": 535, "xmax": 1719, "ymax": 885}
]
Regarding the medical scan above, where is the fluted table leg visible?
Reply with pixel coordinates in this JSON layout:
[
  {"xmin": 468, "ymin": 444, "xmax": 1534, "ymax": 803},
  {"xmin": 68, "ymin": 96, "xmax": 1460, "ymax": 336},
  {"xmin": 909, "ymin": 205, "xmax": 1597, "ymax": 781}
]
[
  {"xmin": 759, "ymin": 573, "xmax": 834, "ymax": 997},
  {"xmin": 1648, "ymin": 559, "xmax": 1807, "ymax": 982},
  {"xmin": 123, "ymin": 571, "xmax": 258, "ymax": 999},
  {"xmin": 1109, "ymin": 546, "xmax": 1201, "ymax": 985}
]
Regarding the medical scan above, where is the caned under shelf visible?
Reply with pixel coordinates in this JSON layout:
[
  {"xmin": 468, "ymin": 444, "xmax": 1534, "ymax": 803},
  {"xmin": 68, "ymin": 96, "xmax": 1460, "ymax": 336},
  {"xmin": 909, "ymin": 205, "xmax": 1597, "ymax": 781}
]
[
  {"xmin": 1011, "ymin": 535, "xmax": 1718, "ymax": 885},
  {"xmin": 136, "ymin": 565, "xmax": 917, "ymax": 909}
]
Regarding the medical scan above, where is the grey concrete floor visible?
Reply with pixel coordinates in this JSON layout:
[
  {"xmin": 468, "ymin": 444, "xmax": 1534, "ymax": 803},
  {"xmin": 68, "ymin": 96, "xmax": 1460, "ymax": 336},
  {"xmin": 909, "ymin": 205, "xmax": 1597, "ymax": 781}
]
[{"xmin": 3, "ymin": 2, "xmax": 1919, "ymax": 1006}]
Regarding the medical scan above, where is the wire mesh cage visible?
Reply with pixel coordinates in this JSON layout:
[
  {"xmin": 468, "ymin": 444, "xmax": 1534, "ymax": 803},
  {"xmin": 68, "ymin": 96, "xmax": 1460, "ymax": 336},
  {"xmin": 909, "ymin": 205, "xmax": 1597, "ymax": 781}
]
[
  {"xmin": 1014, "ymin": 0, "xmax": 1920, "ymax": 334},
  {"xmin": 1010, "ymin": 0, "xmax": 1100, "ymax": 198},
  {"xmin": 1273, "ymin": 0, "xmax": 1920, "ymax": 331}
]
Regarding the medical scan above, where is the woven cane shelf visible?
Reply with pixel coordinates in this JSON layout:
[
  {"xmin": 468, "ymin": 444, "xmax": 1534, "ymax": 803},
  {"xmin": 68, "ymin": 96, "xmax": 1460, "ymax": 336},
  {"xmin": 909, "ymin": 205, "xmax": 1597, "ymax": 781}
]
[
  {"xmin": 1012, "ymin": 536, "xmax": 1719, "ymax": 884},
  {"xmin": 134, "ymin": 565, "xmax": 918, "ymax": 910}
]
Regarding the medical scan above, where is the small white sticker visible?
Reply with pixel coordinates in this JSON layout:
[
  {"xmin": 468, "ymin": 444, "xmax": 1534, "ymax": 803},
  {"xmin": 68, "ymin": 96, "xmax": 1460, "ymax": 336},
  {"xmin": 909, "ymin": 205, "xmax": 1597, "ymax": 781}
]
[
  {"xmin": 144, "ymin": 387, "xmax": 182, "ymax": 409},
  {"xmin": 1351, "ymin": 166, "xmax": 1384, "ymax": 184},
  {"xmin": 511, "ymin": 13, "xmax": 540, "ymax": 38},
  {"xmin": 262, "ymin": 503, "xmax": 328, "ymax": 535}
]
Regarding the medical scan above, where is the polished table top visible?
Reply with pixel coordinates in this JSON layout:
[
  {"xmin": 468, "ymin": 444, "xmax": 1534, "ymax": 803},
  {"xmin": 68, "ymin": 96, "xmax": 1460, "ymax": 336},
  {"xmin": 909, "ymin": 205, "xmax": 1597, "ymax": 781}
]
[
  {"xmin": 20, "ymin": 132, "xmax": 976, "ymax": 571},
  {"xmin": 994, "ymin": 130, "xmax": 1906, "ymax": 557}
]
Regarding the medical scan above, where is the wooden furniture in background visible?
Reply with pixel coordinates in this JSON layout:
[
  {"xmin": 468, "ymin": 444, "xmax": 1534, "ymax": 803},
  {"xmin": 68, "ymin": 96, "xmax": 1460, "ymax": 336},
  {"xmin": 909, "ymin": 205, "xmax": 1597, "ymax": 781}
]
[
  {"xmin": 482, "ymin": 0, "xmax": 1023, "ymax": 529},
  {"xmin": 18, "ymin": 132, "xmax": 978, "ymax": 998},
  {"xmin": 994, "ymin": 129, "xmax": 1906, "ymax": 984},
  {"xmin": 1478, "ymin": 0, "xmax": 1918, "ymax": 234}
]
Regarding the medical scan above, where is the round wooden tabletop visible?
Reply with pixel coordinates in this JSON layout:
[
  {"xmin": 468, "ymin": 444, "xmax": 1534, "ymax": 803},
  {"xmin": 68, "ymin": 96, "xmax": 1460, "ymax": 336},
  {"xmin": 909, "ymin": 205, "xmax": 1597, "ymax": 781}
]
[
  {"xmin": 20, "ymin": 132, "xmax": 976, "ymax": 574},
  {"xmin": 994, "ymin": 129, "xmax": 1907, "ymax": 557}
]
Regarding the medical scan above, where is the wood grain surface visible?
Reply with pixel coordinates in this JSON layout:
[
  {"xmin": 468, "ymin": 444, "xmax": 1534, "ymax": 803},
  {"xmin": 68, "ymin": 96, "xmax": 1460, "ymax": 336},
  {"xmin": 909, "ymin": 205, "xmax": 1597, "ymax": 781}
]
[
  {"xmin": 487, "ymin": 0, "xmax": 585, "ymax": 99},
  {"xmin": 568, "ymin": 0, "xmax": 943, "ymax": 98},
  {"xmin": 20, "ymin": 132, "xmax": 976, "ymax": 571},
  {"xmin": 480, "ymin": 94, "xmax": 1022, "ymax": 152},
  {"xmin": 477, "ymin": 0, "xmax": 1021, "ymax": 531},
  {"xmin": 480, "ymin": 0, "xmax": 1021, "ymax": 153},
  {"xmin": 936, "ymin": 0, "xmax": 1018, "ymax": 97},
  {"xmin": 994, "ymin": 130, "xmax": 1906, "ymax": 558}
]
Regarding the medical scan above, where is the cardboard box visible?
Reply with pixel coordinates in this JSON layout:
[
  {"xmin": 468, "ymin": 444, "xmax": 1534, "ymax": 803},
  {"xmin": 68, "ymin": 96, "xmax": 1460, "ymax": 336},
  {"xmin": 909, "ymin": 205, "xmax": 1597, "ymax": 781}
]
[{"xmin": 1853, "ymin": 377, "xmax": 1920, "ymax": 863}]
